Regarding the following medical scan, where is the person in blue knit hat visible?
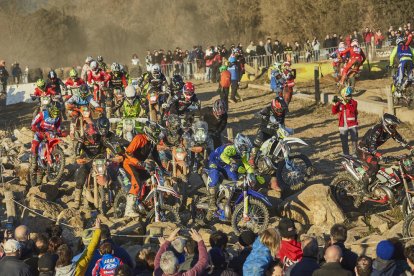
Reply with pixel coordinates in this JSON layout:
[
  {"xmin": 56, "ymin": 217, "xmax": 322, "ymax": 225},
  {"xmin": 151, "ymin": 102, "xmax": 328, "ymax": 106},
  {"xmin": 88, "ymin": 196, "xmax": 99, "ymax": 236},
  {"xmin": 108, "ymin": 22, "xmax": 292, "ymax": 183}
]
[{"xmin": 372, "ymin": 240, "xmax": 403, "ymax": 276}]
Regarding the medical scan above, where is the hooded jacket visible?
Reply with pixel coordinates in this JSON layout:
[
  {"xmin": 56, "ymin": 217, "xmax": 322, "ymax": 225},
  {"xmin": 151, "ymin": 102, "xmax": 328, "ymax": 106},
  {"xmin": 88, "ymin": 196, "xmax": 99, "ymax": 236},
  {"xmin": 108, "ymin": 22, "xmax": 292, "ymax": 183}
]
[
  {"xmin": 277, "ymin": 239, "xmax": 303, "ymax": 270},
  {"xmin": 243, "ymin": 237, "xmax": 273, "ymax": 276},
  {"xmin": 372, "ymin": 257, "xmax": 402, "ymax": 276}
]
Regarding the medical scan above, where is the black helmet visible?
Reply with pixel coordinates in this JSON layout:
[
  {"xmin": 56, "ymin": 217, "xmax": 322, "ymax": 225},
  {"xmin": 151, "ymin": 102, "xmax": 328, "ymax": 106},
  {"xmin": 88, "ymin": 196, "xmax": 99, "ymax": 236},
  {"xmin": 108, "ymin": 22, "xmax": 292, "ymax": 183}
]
[
  {"xmin": 79, "ymin": 84, "xmax": 90, "ymax": 98},
  {"xmin": 172, "ymin": 74, "xmax": 184, "ymax": 90},
  {"xmin": 382, "ymin": 113, "xmax": 401, "ymax": 136},
  {"xmin": 48, "ymin": 70, "xmax": 57, "ymax": 80},
  {"xmin": 96, "ymin": 117, "xmax": 110, "ymax": 136},
  {"xmin": 97, "ymin": 55, "xmax": 103, "ymax": 62}
]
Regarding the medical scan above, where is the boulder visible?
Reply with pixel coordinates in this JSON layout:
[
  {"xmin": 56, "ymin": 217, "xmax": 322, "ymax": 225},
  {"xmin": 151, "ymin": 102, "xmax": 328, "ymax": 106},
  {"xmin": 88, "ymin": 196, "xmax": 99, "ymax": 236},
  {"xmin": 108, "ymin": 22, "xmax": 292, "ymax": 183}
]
[
  {"xmin": 384, "ymin": 221, "xmax": 403, "ymax": 239},
  {"xmin": 27, "ymin": 184, "xmax": 59, "ymax": 201},
  {"xmin": 57, "ymin": 208, "xmax": 85, "ymax": 232},
  {"xmin": 27, "ymin": 195, "xmax": 63, "ymax": 218},
  {"xmin": 13, "ymin": 128, "xmax": 33, "ymax": 144},
  {"xmin": 350, "ymin": 234, "xmax": 383, "ymax": 257},
  {"xmin": 281, "ymin": 184, "xmax": 346, "ymax": 231},
  {"xmin": 15, "ymin": 162, "xmax": 30, "ymax": 182}
]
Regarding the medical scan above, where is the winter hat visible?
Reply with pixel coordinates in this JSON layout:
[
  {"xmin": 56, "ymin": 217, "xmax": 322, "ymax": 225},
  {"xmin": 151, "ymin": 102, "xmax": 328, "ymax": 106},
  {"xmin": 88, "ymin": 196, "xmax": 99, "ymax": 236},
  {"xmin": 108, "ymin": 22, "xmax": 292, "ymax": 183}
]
[
  {"xmin": 3, "ymin": 239, "xmax": 21, "ymax": 253},
  {"xmin": 38, "ymin": 253, "xmax": 56, "ymax": 272},
  {"xmin": 278, "ymin": 218, "xmax": 297, "ymax": 238},
  {"xmin": 238, "ymin": 230, "xmax": 257, "ymax": 247},
  {"xmin": 376, "ymin": 240, "xmax": 395, "ymax": 260}
]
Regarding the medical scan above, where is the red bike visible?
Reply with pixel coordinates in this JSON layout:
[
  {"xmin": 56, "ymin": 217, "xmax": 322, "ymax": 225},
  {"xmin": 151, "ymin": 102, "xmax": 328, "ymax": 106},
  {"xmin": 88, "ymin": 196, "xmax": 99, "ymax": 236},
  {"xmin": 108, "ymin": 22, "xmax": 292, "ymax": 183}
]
[{"xmin": 30, "ymin": 131, "xmax": 67, "ymax": 186}]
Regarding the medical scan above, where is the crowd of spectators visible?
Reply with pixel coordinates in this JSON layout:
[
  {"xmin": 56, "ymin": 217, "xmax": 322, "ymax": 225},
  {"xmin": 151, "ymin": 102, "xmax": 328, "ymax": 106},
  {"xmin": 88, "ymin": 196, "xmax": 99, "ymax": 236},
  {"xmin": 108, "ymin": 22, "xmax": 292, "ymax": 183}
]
[{"xmin": 2, "ymin": 218, "xmax": 414, "ymax": 276}]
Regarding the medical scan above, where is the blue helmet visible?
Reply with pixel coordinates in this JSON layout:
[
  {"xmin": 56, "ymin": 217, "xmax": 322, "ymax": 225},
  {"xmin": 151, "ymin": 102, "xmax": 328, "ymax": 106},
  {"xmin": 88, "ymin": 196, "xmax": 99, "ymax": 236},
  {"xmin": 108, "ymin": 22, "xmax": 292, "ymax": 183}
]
[
  {"xmin": 341, "ymin": 86, "xmax": 353, "ymax": 98},
  {"xmin": 229, "ymin": 56, "xmax": 237, "ymax": 63}
]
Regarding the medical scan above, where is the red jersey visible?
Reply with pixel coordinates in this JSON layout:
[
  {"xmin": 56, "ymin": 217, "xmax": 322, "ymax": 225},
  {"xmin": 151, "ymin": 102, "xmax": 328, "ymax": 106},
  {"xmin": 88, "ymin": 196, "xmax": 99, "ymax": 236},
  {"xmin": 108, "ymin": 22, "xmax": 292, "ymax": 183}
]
[
  {"xmin": 34, "ymin": 87, "xmax": 56, "ymax": 97},
  {"xmin": 87, "ymin": 69, "xmax": 110, "ymax": 85},
  {"xmin": 31, "ymin": 110, "xmax": 61, "ymax": 133},
  {"xmin": 341, "ymin": 46, "xmax": 366, "ymax": 63},
  {"xmin": 65, "ymin": 77, "xmax": 85, "ymax": 87}
]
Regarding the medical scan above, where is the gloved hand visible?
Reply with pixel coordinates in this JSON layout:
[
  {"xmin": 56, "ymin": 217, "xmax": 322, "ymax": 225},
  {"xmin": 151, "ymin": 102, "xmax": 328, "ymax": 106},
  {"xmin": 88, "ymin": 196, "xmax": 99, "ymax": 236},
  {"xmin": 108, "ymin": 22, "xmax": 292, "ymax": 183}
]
[{"xmin": 333, "ymin": 95, "xmax": 340, "ymax": 103}]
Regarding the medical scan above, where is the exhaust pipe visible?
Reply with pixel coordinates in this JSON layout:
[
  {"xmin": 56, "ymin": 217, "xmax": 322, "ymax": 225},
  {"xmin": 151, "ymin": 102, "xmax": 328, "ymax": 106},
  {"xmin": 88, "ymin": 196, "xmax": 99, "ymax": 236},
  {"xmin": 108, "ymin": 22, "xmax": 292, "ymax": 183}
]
[{"xmin": 342, "ymin": 161, "xmax": 360, "ymax": 182}]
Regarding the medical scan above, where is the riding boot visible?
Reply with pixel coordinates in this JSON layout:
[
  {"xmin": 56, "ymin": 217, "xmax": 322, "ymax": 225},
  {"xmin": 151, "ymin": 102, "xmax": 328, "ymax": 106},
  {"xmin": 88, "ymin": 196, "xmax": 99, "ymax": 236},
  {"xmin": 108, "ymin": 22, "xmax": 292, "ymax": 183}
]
[
  {"xmin": 73, "ymin": 188, "xmax": 82, "ymax": 209},
  {"xmin": 124, "ymin": 194, "xmax": 140, "ymax": 218},
  {"xmin": 206, "ymin": 187, "xmax": 217, "ymax": 221}
]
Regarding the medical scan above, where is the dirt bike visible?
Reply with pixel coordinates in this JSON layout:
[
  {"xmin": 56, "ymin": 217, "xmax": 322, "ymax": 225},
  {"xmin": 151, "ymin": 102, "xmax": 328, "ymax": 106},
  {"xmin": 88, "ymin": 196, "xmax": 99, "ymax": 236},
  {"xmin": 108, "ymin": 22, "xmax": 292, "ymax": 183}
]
[
  {"xmin": 338, "ymin": 63, "xmax": 360, "ymax": 91},
  {"xmin": 91, "ymin": 81, "xmax": 107, "ymax": 106},
  {"xmin": 109, "ymin": 117, "xmax": 147, "ymax": 142},
  {"xmin": 189, "ymin": 120, "xmax": 213, "ymax": 173},
  {"xmin": 113, "ymin": 162, "xmax": 181, "ymax": 225},
  {"xmin": 30, "ymin": 131, "xmax": 66, "ymax": 186},
  {"xmin": 78, "ymin": 154, "xmax": 123, "ymax": 214},
  {"xmin": 390, "ymin": 64, "xmax": 414, "ymax": 109},
  {"xmin": 331, "ymin": 153, "xmax": 414, "ymax": 213},
  {"xmin": 147, "ymin": 86, "xmax": 166, "ymax": 123},
  {"xmin": 106, "ymin": 87, "xmax": 125, "ymax": 118},
  {"xmin": 192, "ymin": 173, "xmax": 272, "ymax": 235},
  {"xmin": 255, "ymin": 124, "xmax": 313, "ymax": 193},
  {"xmin": 69, "ymin": 105, "xmax": 102, "ymax": 139}
]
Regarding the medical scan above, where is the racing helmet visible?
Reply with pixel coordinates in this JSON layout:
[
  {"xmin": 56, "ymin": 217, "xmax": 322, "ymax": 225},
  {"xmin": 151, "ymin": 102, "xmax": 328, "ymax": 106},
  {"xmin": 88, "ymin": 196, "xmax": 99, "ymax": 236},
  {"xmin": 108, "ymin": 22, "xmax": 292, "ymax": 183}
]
[
  {"xmin": 382, "ymin": 113, "xmax": 401, "ymax": 136},
  {"xmin": 182, "ymin": 82, "xmax": 195, "ymax": 101},
  {"xmin": 234, "ymin": 133, "xmax": 253, "ymax": 157},
  {"xmin": 36, "ymin": 79, "xmax": 46, "ymax": 89},
  {"xmin": 97, "ymin": 55, "xmax": 103, "ymax": 62},
  {"xmin": 48, "ymin": 102, "xmax": 61, "ymax": 118},
  {"xmin": 396, "ymin": 36, "xmax": 405, "ymax": 45},
  {"xmin": 69, "ymin": 69, "xmax": 78, "ymax": 79},
  {"xmin": 171, "ymin": 74, "xmax": 184, "ymax": 90},
  {"xmin": 151, "ymin": 64, "xmax": 161, "ymax": 78},
  {"xmin": 167, "ymin": 114, "xmax": 181, "ymax": 132},
  {"xmin": 111, "ymin": 62, "xmax": 121, "ymax": 72},
  {"xmin": 90, "ymin": 61, "xmax": 98, "ymax": 71},
  {"xmin": 271, "ymin": 97, "xmax": 286, "ymax": 116},
  {"xmin": 341, "ymin": 86, "xmax": 353, "ymax": 98},
  {"xmin": 351, "ymin": 39, "xmax": 359, "ymax": 47},
  {"xmin": 124, "ymin": 85, "xmax": 136, "ymax": 105},
  {"xmin": 96, "ymin": 117, "xmax": 110, "ymax": 136},
  {"xmin": 79, "ymin": 84, "xmax": 90, "ymax": 99},
  {"xmin": 212, "ymin": 99, "xmax": 227, "ymax": 117},
  {"xmin": 48, "ymin": 70, "xmax": 57, "ymax": 80},
  {"xmin": 85, "ymin": 56, "xmax": 93, "ymax": 64},
  {"xmin": 84, "ymin": 123, "xmax": 98, "ymax": 144},
  {"xmin": 143, "ymin": 122, "xmax": 162, "ymax": 144}
]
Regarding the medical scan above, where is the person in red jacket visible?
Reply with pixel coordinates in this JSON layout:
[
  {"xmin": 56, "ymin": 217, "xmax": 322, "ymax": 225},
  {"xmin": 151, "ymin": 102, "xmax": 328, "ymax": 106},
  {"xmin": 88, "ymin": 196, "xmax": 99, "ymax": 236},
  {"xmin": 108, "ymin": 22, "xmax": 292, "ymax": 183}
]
[
  {"xmin": 33, "ymin": 79, "xmax": 56, "ymax": 97},
  {"xmin": 87, "ymin": 60, "xmax": 110, "ymax": 103},
  {"xmin": 339, "ymin": 39, "xmax": 366, "ymax": 85},
  {"xmin": 332, "ymin": 86, "xmax": 358, "ymax": 156},
  {"xmin": 65, "ymin": 68, "xmax": 85, "ymax": 88},
  {"xmin": 277, "ymin": 218, "xmax": 303, "ymax": 272}
]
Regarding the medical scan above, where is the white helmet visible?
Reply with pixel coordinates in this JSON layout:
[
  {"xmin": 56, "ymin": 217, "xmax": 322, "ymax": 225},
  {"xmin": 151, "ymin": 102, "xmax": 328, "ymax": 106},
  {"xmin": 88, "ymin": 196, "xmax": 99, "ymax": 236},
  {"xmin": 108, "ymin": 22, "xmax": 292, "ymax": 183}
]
[
  {"xmin": 151, "ymin": 64, "xmax": 161, "ymax": 77},
  {"xmin": 111, "ymin": 62, "xmax": 120, "ymax": 72},
  {"xmin": 90, "ymin": 61, "xmax": 98, "ymax": 71},
  {"xmin": 338, "ymin": 42, "xmax": 345, "ymax": 49},
  {"xmin": 125, "ymin": 85, "xmax": 136, "ymax": 98},
  {"xmin": 85, "ymin": 56, "xmax": 93, "ymax": 64}
]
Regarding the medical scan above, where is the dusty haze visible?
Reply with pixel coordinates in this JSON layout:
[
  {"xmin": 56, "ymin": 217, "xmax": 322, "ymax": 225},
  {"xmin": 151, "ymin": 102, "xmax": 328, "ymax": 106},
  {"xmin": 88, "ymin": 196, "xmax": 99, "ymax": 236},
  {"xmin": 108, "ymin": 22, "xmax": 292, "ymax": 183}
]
[{"xmin": 0, "ymin": 0, "xmax": 412, "ymax": 67}]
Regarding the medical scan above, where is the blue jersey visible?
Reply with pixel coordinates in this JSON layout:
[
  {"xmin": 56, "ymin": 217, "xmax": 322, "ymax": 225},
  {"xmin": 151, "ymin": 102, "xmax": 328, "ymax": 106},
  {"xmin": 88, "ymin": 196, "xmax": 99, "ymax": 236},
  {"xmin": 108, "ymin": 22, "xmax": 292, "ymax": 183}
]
[
  {"xmin": 228, "ymin": 64, "xmax": 239, "ymax": 81},
  {"xmin": 397, "ymin": 44, "xmax": 413, "ymax": 59},
  {"xmin": 92, "ymin": 254, "xmax": 122, "ymax": 276}
]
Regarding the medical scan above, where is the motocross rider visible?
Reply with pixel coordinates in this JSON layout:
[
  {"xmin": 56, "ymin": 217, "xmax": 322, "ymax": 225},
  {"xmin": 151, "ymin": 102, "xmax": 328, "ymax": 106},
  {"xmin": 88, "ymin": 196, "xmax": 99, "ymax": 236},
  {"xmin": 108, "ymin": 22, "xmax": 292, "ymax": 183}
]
[
  {"xmin": 87, "ymin": 60, "xmax": 111, "ymax": 103},
  {"xmin": 97, "ymin": 55, "xmax": 108, "ymax": 72},
  {"xmin": 356, "ymin": 113, "xmax": 414, "ymax": 201},
  {"xmin": 199, "ymin": 99, "xmax": 228, "ymax": 149},
  {"xmin": 33, "ymin": 79, "xmax": 56, "ymax": 97},
  {"xmin": 148, "ymin": 64, "xmax": 168, "ymax": 91},
  {"xmin": 269, "ymin": 65, "xmax": 285, "ymax": 96},
  {"xmin": 164, "ymin": 82, "xmax": 200, "ymax": 116},
  {"xmin": 206, "ymin": 134, "xmax": 256, "ymax": 219},
  {"xmin": 73, "ymin": 117, "xmax": 123, "ymax": 209},
  {"xmin": 65, "ymin": 84, "xmax": 102, "ymax": 140},
  {"xmin": 46, "ymin": 70, "xmax": 66, "ymax": 95},
  {"xmin": 389, "ymin": 36, "xmax": 414, "ymax": 91},
  {"xmin": 167, "ymin": 74, "xmax": 185, "ymax": 101},
  {"xmin": 330, "ymin": 42, "xmax": 347, "ymax": 80},
  {"xmin": 158, "ymin": 114, "xmax": 185, "ymax": 169},
  {"xmin": 122, "ymin": 122, "xmax": 165, "ymax": 218},
  {"xmin": 254, "ymin": 97, "xmax": 288, "ymax": 148},
  {"xmin": 339, "ymin": 39, "xmax": 366, "ymax": 85},
  {"xmin": 107, "ymin": 63, "xmax": 128, "ymax": 113},
  {"xmin": 30, "ymin": 102, "xmax": 65, "ymax": 186},
  {"xmin": 65, "ymin": 69, "xmax": 86, "ymax": 88},
  {"xmin": 81, "ymin": 56, "xmax": 93, "ymax": 81},
  {"xmin": 112, "ymin": 85, "xmax": 145, "ymax": 137}
]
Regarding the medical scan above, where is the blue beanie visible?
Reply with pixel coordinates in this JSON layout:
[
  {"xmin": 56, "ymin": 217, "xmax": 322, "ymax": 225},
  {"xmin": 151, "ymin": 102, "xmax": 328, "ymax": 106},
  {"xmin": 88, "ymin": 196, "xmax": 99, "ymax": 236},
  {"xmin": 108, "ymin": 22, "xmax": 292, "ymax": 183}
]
[{"xmin": 376, "ymin": 240, "xmax": 395, "ymax": 260}]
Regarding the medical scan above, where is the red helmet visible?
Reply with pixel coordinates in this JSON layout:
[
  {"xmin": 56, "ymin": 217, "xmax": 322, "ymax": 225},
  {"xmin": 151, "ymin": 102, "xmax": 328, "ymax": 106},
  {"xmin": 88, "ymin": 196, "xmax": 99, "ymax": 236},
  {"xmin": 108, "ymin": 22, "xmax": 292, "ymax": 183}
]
[
  {"xmin": 271, "ymin": 98, "xmax": 286, "ymax": 116},
  {"xmin": 183, "ymin": 82, "xmax": 195, "ymax": 101}
]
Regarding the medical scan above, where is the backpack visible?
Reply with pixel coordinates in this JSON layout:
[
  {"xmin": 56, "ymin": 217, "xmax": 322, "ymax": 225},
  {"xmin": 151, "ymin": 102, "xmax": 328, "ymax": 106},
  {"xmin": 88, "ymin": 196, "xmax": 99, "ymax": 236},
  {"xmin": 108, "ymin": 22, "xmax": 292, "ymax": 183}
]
[{"xmin": 220, "ymin": 71, "xmax": 231, "ymax": 88}]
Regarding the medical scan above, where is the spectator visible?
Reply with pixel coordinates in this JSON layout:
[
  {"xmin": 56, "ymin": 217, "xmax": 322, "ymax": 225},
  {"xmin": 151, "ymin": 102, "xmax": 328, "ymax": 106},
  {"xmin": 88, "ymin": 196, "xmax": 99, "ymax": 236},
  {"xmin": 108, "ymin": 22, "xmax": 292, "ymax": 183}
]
[
  {"xmin": 352, "ymin": 30, "xmax": 362, "ymax": 43},
  {"xmin": 228, "ymin": 230, "xmax": 257, "ymax": 275},
  {"xmin": 46, "ymin": 225, "xmax": 63, "ymax": 239},
  {"xmin": 304, "ymin": 40, "xmax": 312, "ymax": 62},
  {"xmin": 154, "ymin": 228, "xmax": 208, "ymax": 276},
  {"xmin": 80, "ymin": 224, "xmax": 133, "ymax": 276},
  {"xmin": 54, "ymin": 218, "xmax": 102, "ymax": 276},
  {"xmin": 246, "ymin": 41, "xmax": 257, "ymax": 56},
  {"xmin": 48, "ymin": 237, "xmax": 64, "ymax": 255},
  {"xmin": 15, "ymin": 225, "xmax": 36, "ymax": 261},
  {"xmin": 371, "ymin": 240, "xmax": 402, "ymax": 276},
  {"xmin": 171, "ymin": 237, "xmax": 186, "ymax": 264},
  {"xmin": 313, "ymin": 245, "xmax": 352, "ymax": 276},
  {"xmin": 38, "ymin": 254, "xmax": 57, "ymax": 276},
  {"xmin": 375, "ymin": 29, "xmax": 385, "ymax": 49},
  {"xmin": 284, "ymin": 42, "xmax": 293, "ymax": 63},
  {"xmin": 227, "ymin": 56, "xmax": 239, "ymax": 103},
  {"xmin": 389, "ymin": 30, "xmax": 397, "ymax": 46},
  {"xmin": 293, "ymin": 41, "xmax": 301, "ymax": 63},
  {"xmin": 312, "ymin": 38, "xmax": 320, "ymax": 61},
  {"xmin": 287, "ymin": 236, "xmax": 320, "ymax": 276},
  {"xmin": 145, "ymin": 50, "xmax": 153, "ymax": 71},
  {"xmin": 354, "ymin": 255, "xmax": 372, "ymax": 276},
  {"xmin": 24, "ymin": 65, "xmax": 29, "ymax": 84},
  {"xmin": 179, "ymin": 240, "xmax": 199, "ymax": 272},
  {"xmin": 243, "ymin": 228, "xmax": 281, "ymax": 276},
  {"xmin": 323, "ymin": 35, "xmax": 331, "ymax": 48},
  {"xmin": 329, "ymin": 223, "xmax": 358, "ymax": 272},
  {"xmin": 205, "ymin": 46, "xmax": 214, "ymax": 83},
  {"xmin": 0, "ymin": 239, "xmax": 32, "ymax": 276},
  {"xmin": 389, "ymin": 237, "xmax": 411, "ymax": 273},
  {"xmin": 345, "ymin": 34, "xmax": 352, "ymax": 46},
  {"xmin": 115, "ymin": 264, "xmax": 132, "ymax": 276},
  {"xmin": 211, "ymin": 50, "xmax": 222, "ymax": 83},
  {"xmin": 257, "ymin": 41, "xmax": 266, "ymax": 56},
  {"xmin": 332, "ymin": 87, "xmax": 359, "ymax": 156},
  {"xmin": 81, "ymin": 56, "xmax": 92, "ymax": 81},
  {"xmin": 273, "ymin": 40, "xmax": 284, "ymax": 62},
  {"xmin": 265, "ymin": 38, "xmax": 273, "ymax": 56},
  {"xmin": 266, "ymin": 259, "xmax": 284, "ymax": 276},
  {"xmin": 129, "ymin": 54, "xmax": 143, "ymax": 79},
  {"xmin": 387, "ymin": 26, "xmax": 394, "ymax": 38},
  {"xmin": 133, "ymin": 248, "xmax": 156, "ymax": 275},
  {"xmin": 404, "ymin": 245, "xmax": 414, "ymax": 275},
  {"xmin": 92, "ymin": 242, "xmax": 123, "ymax": 276},
  {"xmin": 219, "ymin": 65, "xmax": 231, "ymax": 107},
  {"xmin": 207, "ymin": 247, "xmax": 238, "ymax": 276},
  {"xmin": 363, "ymin": 27, "xmax": 374, "ymax": 46},
  {"xmin": 332, "ymin": 34, "xmax": 339, "ymax": 48},
  {"xmin": 0, "ymin": 60, "xmax": 9, "ymax": 95},
  {"xmin": 12, "ymin": 62, "xmax": 22, "ymax": 84},
  {"xmin": 25, "ymin": 234, "xmax": 50, "ymax": 276},
  {"xmin": 277, "ymin": 218, "xmax": 303, "ymax": 270},
  {"xmin": 209, "ymin": 230, "xmax": 230, "ymax": 262}
]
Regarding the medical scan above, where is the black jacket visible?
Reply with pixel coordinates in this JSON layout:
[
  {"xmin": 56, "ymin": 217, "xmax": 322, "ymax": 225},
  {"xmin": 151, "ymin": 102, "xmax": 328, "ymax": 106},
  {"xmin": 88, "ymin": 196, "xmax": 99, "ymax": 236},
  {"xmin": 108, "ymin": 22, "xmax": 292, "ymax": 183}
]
[
  {"xmin": 256, "ymin": 45, "xmax": 266, "ymax": 56},
  {"xmin": 0, "ymin": 66, "xmax": 9, "ymax": 83},
  {"xmin": 228, "ymin": 248, "xmax": 251, "ymax": 275},
  {"xmin": 0, "ymin": 256, "xmax": 33, "ymax": 276},
  {"xmin": 75, "ymin": 132, "xmax": 124, "ymax": 158},
  {"xmin": 200, "ymin": 107, "xmax": 227, "ymax": 135},
  {"xmin": 372, "ymin": 258, "xmax": 403, "ymax": 276},
  {"xmin": 287, "ymin": 256, "xmax": 320, "ymax": 276},
  {"xmin": 258, "ymin": 106, "xmax": 286, "ymax": 135},
  {"xmin": 312, "ymin": 262, "xmax": 352, "ymax": 276}
]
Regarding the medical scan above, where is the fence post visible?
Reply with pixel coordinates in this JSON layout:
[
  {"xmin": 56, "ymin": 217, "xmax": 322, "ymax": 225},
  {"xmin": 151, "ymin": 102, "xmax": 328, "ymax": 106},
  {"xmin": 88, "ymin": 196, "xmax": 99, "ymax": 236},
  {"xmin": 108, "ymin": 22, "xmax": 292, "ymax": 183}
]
[
  {"xmin": 314, "ymin": 66, "xmax": 320, "ymax": 103},
  {"xmin": 386, "ymin": 86, "xmax": 395, "ymax": 115},
  {"xmin": 227, "ymin": 128, "xmax": 234, "ymax": 143},
  {"xmin": 4, "ymin": 189, "xmax": 16, "ymax": 222}
]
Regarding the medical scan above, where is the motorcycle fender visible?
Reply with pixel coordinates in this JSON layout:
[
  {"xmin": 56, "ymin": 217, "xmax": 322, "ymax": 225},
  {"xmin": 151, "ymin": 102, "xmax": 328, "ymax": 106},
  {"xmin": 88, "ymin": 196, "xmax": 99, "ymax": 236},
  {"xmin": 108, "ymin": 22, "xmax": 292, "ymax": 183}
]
[
  {"xmin": 48, "ymin": 138, "xmax": 62, "ymax": 149},
  {"xmin": 234, "ymin": 189, "xmax": 272, "ymax": 207},
  {"xmin": 284, "ymin": 137, "xmax": 308, "ymax": 146}
]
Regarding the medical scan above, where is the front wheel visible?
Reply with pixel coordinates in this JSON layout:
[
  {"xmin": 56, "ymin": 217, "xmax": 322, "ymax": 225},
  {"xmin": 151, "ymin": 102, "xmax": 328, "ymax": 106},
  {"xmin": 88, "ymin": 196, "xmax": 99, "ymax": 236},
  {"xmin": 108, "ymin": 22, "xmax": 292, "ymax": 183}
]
[
  {"xmin": 145, "ymin": 204, "xmax": 181, "ymax": 226},
  {"xmin": 113, "ymin": 190, "xmax": 127, "ymax": 218},
  {"xmin": 331, "ymin": 172, "xmax": 359, "ymax": 212},
  {"xmin": 403, "ymin": 213, "xmax": 414, "ymax": 237},
  {"xmin": 276, "ymin": 154, "xmax": 313, "ymax": 194},
  {"xmin": 46, "ymin": 147, "xmax": 65, "ymax": 184},
  {"xmin": 231, "ymin": 198, "xmax": 270, "ymax": 236}
]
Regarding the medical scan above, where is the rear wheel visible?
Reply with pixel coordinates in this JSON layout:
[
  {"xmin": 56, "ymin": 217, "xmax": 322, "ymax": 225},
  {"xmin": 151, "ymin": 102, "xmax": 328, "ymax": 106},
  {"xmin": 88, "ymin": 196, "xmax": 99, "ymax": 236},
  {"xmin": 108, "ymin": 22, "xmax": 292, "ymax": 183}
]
[
  {"xmin": 145, "ymin": 204, "xmax": 181, "ymax": 226},
  {"xmin": 403, "ymin": 213, "xmax": 414, "ymax": 237},
  {"xmin": 231, "ymin": 198, "xmax": 270, "ymax": 236},
  {"xmin": 113, "ymin": 190, "xmax": 127, "ymax": 218},
  {"xmin": 331, "ymin": 172, "xmax": 359, "ymax": 212},
  {"xmin": 46, "ymin": 147, "xmax": 65, "ymax": 184},
  {"xmin": 276, "ymin": 154, "xmax": 313, "ymax": 194}
]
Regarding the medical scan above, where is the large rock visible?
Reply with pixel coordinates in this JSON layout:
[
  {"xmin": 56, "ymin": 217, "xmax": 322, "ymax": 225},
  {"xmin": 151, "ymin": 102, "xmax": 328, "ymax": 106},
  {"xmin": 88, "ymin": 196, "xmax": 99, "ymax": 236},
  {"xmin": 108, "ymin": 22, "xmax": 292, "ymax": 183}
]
[
  {"xmin": 27, "ymin": 195, "xmax": 63, "ymax": 218},
  {"xmin": 15, "ymin": 162, "xmax": 30, "ymax": 182},
  {"xmin": 27, "ymin": 184, "xmax": 59, "ymax": 202},
  {"xmin": 350, "ymin": 234, "xmax": 383, "ymax": 257},
  {"xmin": 13, "ymin": 127, "xmax": 33, "ymax": 144},
  {"xmin": 281, "ymin": 184, "xmax": 346, "ymax": 231},
  {"xmin": 57, "ymin": 208, "xmax": 85, "ymax": 233}
]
